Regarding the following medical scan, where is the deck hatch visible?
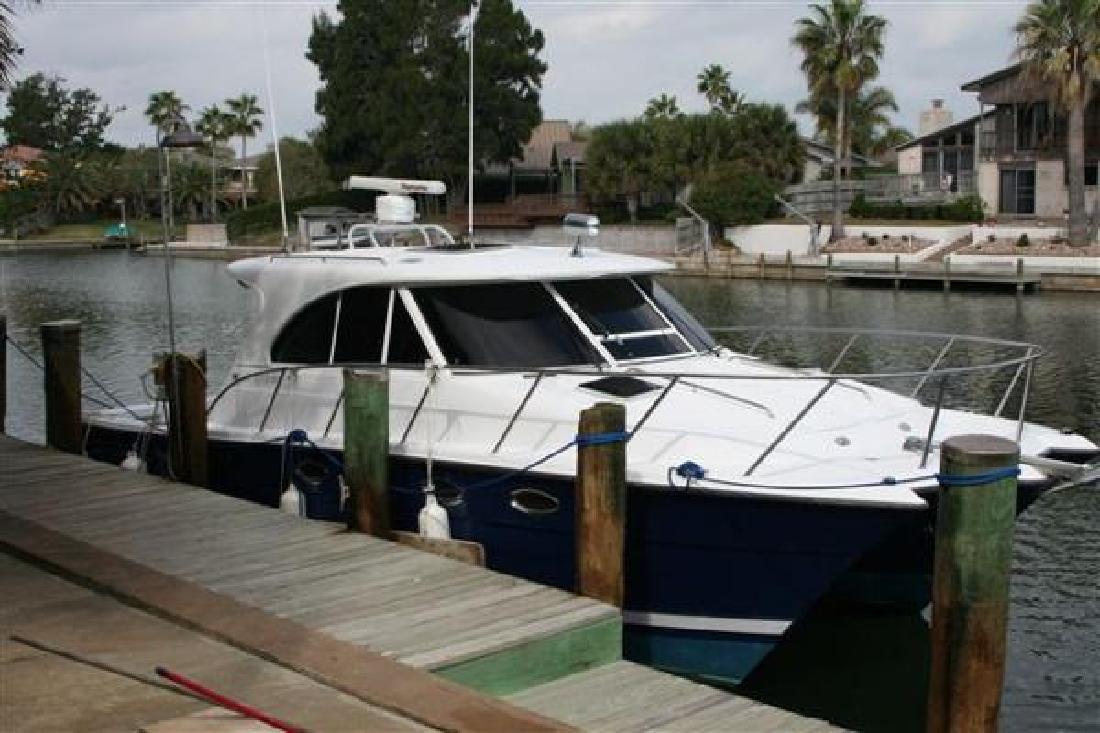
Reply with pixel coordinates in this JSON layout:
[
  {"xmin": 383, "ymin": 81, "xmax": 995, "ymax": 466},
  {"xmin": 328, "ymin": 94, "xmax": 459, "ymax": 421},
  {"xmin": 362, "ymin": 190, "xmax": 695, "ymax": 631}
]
[{"xmin": 580, "ymin": 376, "xmax": 660, "ymax": 398}]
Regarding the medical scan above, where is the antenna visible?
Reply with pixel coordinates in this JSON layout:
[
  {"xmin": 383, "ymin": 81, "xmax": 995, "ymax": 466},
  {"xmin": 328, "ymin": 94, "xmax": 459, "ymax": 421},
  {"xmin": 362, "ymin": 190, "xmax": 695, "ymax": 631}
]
[
  {"xmin": 259, "ymin": 6, "xmax": 290, "ymax": 251},
  {"xmin": 467, "ymin": 2, "xmax": 477, "ymax": 245}
]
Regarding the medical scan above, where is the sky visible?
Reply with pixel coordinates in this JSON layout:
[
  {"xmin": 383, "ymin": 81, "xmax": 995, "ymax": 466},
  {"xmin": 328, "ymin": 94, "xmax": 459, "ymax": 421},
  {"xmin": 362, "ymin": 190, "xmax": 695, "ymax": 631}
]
[{"xmin": 4, "ymin": 0, "xmax": 1030, "ymax": 151}]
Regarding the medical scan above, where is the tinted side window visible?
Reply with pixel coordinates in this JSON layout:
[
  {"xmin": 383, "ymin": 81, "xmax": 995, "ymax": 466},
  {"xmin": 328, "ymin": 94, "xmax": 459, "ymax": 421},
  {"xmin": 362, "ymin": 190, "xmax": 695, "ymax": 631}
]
[
  {"xmin": 554, "ymin": 279, "xmax": 667, "ymax": 335},
  {"xmin": 387, "ymin": 295, "xmax": 430, "ymax": 366},
  {"xmin": 271, "ymin": 293, "xmax": 337, "ymax": 364},
  {"xmin": 334, "ymin": 287, "xmax": 389, "ymax": 364}
]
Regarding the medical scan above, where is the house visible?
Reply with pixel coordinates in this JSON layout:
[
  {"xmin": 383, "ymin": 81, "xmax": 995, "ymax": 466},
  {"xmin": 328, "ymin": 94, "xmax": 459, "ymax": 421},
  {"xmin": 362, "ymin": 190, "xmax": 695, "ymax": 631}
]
[
  {"xmin": 895, "ymin": 111, "xmax": 991, "ymax": 195},
  {"xmin": 801, "ymin": 138, "xmax": 880, "ymax": 182},
  {"xmin": 1, "ymin": 145, "xmax": 43, "ymax": 182},
  {"xmin": 962, "ymin": 63, "xmax": 1100, "ymax": 218},
  {"xmin": 479, "ymin": 120, "xmax": 589, "ymax": 201},
  {"xmin": 222, "ymin": 154, "xmax": 260, "ymax": 202}
]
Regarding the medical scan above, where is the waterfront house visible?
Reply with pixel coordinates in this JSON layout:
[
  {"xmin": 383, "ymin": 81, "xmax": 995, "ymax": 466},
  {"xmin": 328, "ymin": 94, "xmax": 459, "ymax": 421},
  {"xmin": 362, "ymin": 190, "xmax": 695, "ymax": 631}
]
[
  {"xmin": 962, "ymin": 63, "xmax": 1100, "ymax": 218},
  {"xmin": 896, "ymin": 112, "xmax": 992, "ymax": 196},
  {"xmin": 0, "ymin": 145, "xmax": 43, "ymax": 182}
]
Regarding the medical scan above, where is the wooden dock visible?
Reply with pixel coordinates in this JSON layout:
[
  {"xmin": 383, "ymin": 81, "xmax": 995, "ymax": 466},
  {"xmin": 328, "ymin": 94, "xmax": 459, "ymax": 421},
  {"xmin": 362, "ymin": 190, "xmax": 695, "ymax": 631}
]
[{"xmin": 0, "ymin": 434, "xmax": 839, "ymax": 731}]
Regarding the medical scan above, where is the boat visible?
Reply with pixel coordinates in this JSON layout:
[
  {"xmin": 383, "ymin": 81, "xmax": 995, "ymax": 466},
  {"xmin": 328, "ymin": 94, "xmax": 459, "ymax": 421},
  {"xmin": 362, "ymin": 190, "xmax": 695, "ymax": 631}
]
[{"xmin": 83, "ymin": 177, "xmax": 1099, "ymax": 684}]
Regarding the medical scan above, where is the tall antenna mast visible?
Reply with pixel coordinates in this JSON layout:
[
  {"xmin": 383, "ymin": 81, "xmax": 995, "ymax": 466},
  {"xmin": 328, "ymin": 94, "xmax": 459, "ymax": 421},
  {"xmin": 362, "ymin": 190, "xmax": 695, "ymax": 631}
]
[
  {"xmin": 260, "ymin": 6, "xmax": 290, "ymax": 251},
  {"xmin": 467, "ymin": 1, "xmax": 476, "ymax": 244}
]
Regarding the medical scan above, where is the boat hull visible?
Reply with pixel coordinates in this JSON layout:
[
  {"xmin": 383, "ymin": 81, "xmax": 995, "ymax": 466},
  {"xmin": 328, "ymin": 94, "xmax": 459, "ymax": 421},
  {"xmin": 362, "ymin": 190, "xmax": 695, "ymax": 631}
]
[{"xmin": 85, "ymin": 425, "xmax": 913, "ymax": 684}]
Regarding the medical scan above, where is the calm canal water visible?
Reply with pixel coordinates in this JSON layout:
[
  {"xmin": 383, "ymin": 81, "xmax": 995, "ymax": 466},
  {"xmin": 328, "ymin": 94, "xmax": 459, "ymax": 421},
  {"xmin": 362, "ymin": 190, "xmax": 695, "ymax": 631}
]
[{"xmin": 1, "ymin": 252, "xmax": 1097, "ymax": 731}]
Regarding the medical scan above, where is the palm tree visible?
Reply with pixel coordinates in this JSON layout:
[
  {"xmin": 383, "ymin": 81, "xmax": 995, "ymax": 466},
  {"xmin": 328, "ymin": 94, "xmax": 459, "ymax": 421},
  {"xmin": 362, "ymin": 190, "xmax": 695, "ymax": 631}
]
[
  {"xmin": 145, "ymin": 90, "xmax": 189, "ymax": 143},
  {"xmin": 1015, "ymin": 0, "xmax": 1100, "ymax": 245},
  {"xmin": 1, "ymin": 1, "xmax": 39, "ymax": 88},
  {"xmin": 792, "ymin": 0, "xmax": 887, "ymax": 239},
  {"xmin": 797, "ymin": 85, "xmax": 901, "ymax": 163},
  {"xmin": 225, "ymin": 93, "xmax": 264, "ymax": 210},
  {"xmin": 645, "ymin": 94, "xmax": 681, "ymax": 120},
  {"xmin": 196, "ymin": 105, "xmax": 233, "ymax": 223},
  {"xmin": 696, "ymin": 64, "xmax": 742, "ymax": 114}
]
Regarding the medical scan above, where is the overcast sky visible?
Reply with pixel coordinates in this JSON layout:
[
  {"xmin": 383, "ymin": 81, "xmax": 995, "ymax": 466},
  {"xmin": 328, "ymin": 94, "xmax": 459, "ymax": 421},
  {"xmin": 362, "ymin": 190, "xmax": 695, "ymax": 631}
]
[{"xmin": 5, "ymin": 0, "xmax": 1029, "ymax": 152}]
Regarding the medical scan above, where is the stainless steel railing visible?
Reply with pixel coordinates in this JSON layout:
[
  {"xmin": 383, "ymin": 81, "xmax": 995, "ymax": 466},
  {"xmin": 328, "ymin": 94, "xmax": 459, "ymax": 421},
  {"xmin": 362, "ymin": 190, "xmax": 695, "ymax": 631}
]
[{"xmin": 202, "ymin": 327, "xmax": 1043, "ymax": 477}]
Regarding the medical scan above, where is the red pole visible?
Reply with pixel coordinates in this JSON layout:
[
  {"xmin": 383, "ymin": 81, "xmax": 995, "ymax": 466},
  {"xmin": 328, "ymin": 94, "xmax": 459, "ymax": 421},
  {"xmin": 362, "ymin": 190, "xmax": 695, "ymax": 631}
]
[{"xmin": 155, "ymin": 666, "xmax": 305, "ymax": 733}]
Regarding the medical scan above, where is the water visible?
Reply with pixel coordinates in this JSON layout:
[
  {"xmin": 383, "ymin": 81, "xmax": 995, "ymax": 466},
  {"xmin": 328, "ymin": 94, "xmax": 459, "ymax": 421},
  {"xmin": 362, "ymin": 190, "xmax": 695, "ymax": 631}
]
[{"xmin": 1, "ymin": 253, "xmax": 1097, "ymax": 731}]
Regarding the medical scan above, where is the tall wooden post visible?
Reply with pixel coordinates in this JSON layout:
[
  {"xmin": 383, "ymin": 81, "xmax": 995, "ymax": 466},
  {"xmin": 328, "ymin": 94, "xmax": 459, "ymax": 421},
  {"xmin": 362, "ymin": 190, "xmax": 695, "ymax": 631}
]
[
  {"xmin": 1, "ymin": 314, "xmax": 6, "ymax": 434},
  {"xmin": 576, "ymin": 402, "xmax": 627, "ymax": 607},
  {"xmin": 166, "ymin": 351, "xmax": 208, "ymax": 487},
  {"xmin": 1016, "ymin": 257, "xmax": 1025, "ymax": 294},
  {"xmin": 343, "ymin": 368, "xmax": 390, "ymax": 538},
  {"xmin": 927, "ymin": 434, "xmax": 1018, "ymax": 733},
  {"xmin": 41, "ymin": 320, "xmax": 82, "ymax": 454},
  {"xmin": 785, "ymin": 250, "xmax": 794, "ymax": 281},
  {"xmin": 894, "ymin": 254, "xmax": 902, "ymax": 291},
  {"xmin": 944, "ymin": 257, "xmax": 952, "ymax": 292}
]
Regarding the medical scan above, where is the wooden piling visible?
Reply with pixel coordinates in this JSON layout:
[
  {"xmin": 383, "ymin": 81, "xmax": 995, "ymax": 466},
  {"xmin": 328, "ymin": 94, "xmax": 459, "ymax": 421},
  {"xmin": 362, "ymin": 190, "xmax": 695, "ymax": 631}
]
[
  {"xmin": 944, "ymin": 258, "xmax": 952, "ymax": 292},
  {"xmin": 926, "ymin": 434, "xmax": 1018, "ymax": 733},
  {"xmin": 40, "ymin": 320, "xmax": 82, "ymax": 455},
  {"xmin": 1016, "ymin": 258, "xmax": 1025, "ymax": 294},
  {"xmin": 165, "ymin": 351, "xmax": 208, "ymax": 488},
  {"xmin": 894, "ymin": 254, "xmax": 902, "ymax": 290},
  {"xmin": 757, "ymin": 252, "xmax": 765, "ymax": 277},
  {"xmin": 575, "ymin": 402, "xmax": 627, "ymax": 608},
  {"xmin": 785, "ymin": 250, "xmax": 794, "ymax": 281},
  {"xmin": 1, "ymin": 314, "xmax": 6, "ymax": 434},
  {"xmin": 343, "ymin": 368, "xmax": 390, "ymax": 538}
]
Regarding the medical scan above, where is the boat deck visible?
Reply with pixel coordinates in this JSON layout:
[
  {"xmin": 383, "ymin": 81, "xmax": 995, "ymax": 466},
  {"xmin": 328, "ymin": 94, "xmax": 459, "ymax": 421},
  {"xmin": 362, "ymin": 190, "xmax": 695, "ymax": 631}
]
[{"xmin": 0, "ymin": 435, "xmax": 840, "ymax": 731}]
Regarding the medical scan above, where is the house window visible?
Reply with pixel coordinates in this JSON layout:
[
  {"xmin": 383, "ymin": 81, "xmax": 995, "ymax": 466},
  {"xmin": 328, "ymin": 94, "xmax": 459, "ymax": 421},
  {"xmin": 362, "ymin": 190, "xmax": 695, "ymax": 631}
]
[
  {"xmin": 922, "ymin": 151, "xmax": 939, "ymax": 174},
  {"xmin": 1016, "ymin": 102, "xmax": 1050, "ymax": 150},
  {"xmin": 999, "ymin": 168, "xmax": 1036, "ymax": 215},
  {"xmin": 1060, "ymin": 161, "xmax": 1099, "ymax": 187},
  {"xmin": 271, "ymin": 293, "xmax": 338, "ymax": 364}
]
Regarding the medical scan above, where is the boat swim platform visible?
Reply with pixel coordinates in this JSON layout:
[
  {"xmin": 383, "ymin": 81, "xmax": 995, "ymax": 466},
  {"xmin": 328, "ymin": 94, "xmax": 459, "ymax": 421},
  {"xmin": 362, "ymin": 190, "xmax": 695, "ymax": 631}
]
[{"xmin": 0, "ymin": 435, "xmax": 839, "ymax": 731}]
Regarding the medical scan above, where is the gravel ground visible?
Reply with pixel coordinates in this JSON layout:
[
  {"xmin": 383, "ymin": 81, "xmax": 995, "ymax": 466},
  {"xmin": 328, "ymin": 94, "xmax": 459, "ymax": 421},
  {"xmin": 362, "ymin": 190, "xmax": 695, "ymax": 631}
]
[
  {"xmin": 957, "ymin": 237, "xmax": 1100, "ymax": 257},
  {"xmin": 822, "ymin": 235, "xmax": 936, "ymax": 254}
]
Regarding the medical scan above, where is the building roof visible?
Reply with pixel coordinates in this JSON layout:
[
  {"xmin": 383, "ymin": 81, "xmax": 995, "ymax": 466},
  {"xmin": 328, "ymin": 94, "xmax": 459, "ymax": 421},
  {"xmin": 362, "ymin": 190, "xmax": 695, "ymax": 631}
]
[
  {"xmin": 514, "ymin": 120, "xmax": 573, "ymax": 171},
  {"xmin": 0, "ymin": 145, "xmax": 43, "ymax": 166},
  {"xmin": 960, "ymin": 63, "xmax": 1023, "ymax": 92},
  {"xmin": 895, "ymin": 111, "xmax": 992, "ymax": 151},
  {"xmin": 802, "ymin": 138, "xmax": 878, "ymax": 168},
  {"xmin": 552, "ymin": 140, "xmax": 588, "ymax": 165}
]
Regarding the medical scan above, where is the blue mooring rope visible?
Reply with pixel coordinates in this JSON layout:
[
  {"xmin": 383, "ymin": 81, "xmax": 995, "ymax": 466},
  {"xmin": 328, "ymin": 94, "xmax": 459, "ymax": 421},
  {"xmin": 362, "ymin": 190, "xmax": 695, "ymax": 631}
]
[{"xmin": 667, "ymin": 460, "xmax": 1022, "ymax": 491}]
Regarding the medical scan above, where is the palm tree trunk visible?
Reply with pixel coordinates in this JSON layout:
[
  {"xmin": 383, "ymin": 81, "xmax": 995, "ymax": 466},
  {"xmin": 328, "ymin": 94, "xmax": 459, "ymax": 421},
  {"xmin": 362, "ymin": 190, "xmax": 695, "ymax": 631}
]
[
  {"xmin": 240, "ymin": 137, "xmax": 248, "ymax": 211},
  {"xmin": 831, "ymin": 86, "xmax": 846, "ymax": 241},
  {"xmin": 210, "ymin": 145, "xmax": 217, "ymax": 224},
  {"xmin": 1067, "ymin": 100, "xmax": 1087, "ymax": 246}
]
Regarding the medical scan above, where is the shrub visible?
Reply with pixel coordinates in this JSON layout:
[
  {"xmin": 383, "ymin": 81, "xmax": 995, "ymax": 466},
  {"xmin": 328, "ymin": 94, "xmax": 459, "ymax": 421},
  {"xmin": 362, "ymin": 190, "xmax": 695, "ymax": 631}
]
[
  {"xmin": 689, "ymin": 162, "xmax": 782, "ymax": 233},
  {"xmin": 1017, "ymin": 233, "xmax": 1030, "ymax": 248},
  {"xmin": 847, "ymin": 193, "xmax": 984, "ymax": 223}
]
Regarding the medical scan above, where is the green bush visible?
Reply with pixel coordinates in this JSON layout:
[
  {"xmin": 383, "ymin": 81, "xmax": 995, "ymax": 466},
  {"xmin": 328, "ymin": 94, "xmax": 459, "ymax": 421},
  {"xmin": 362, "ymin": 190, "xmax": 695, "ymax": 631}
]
[
  {"xmin": 849, "ymin": 193, "xmax": 983, "ymax": 223},
  {"xmin": 690, "ymin": 162, "xmax": 782, "ymax": 231},
  {"xmin": 225, "ymin": 189, "xmax": 378, "ymax": 239}
]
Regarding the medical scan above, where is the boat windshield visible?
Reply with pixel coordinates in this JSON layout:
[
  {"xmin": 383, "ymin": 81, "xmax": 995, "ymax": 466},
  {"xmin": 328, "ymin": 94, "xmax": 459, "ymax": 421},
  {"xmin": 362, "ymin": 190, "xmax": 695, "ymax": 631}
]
[
  {"xmin": 552, "ymin": 278, "xmax": 692, "ymax": 360},
  {"xmin": 412, "ymin": 283, "xmax": 602, "ymax": 368},
  {"xmin": 410, "ymin": 277, "xmax": 700, "ymax": 368}
]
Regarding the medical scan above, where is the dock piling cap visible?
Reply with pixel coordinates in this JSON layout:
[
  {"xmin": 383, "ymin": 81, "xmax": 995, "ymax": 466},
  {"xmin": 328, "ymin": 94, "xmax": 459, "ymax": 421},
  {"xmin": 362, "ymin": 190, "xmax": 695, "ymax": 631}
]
[{"xmin": 942, "ymin": 434, "xmax": 1019, "ymax": 466}]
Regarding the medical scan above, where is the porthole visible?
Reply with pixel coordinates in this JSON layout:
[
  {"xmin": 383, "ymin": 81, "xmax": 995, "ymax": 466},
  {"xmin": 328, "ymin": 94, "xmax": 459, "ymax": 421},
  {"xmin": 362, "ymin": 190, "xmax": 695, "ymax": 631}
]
[{"xmin": 509, "ymin": 487, "xmax": 560, "ymax": 516}]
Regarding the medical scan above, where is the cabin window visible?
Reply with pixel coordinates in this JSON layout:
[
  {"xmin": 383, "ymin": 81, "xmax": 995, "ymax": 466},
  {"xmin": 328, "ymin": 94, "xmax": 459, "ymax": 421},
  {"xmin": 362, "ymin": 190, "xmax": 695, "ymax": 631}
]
[
  {"xmin": 649, "ymin": 282, "xmax": 716, "ymax": 352},
  {"xmin": 333, "ymin": 287, "xmax": 389, "ymax": 364},
  {"xmin": 412, "ymin": 283, "xmax": 600, "ymax": 367},
  {"xmin": 271, "ymin": 293, "xmax": 338, "ymax": 364},
  {"xmin": 387, "ymin": 295, "xmax": 430, "ymax": 366},
  {"xmin": 553, "ymin": 279, "xmax": 690, "ymax": 360}
]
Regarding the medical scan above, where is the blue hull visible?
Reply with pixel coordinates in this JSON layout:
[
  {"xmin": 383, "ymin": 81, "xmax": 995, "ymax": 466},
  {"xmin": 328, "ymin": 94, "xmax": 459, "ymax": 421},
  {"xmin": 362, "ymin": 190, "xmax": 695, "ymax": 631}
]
[{"xmin": 86, "ymin": 426, "xmax": 911, "ymax": 683}]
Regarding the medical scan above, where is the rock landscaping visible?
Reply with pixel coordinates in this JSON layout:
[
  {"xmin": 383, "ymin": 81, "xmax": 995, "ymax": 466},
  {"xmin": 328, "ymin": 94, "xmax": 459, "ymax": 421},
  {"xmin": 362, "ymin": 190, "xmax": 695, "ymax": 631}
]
[
  {"xmin": 822, "ymin": 233, "xmax": 936, "ymax": 254},
  {"xmin": 956, "ymin": 236, "xmax": 1100, "ymax": 257}
]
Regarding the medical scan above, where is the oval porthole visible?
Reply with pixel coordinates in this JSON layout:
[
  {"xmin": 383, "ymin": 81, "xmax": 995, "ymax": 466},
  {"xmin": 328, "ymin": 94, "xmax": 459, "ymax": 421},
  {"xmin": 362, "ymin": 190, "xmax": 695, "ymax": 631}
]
[{"xmin": 509, "ymin": 487, "xmax": 560, "ymax": 516}]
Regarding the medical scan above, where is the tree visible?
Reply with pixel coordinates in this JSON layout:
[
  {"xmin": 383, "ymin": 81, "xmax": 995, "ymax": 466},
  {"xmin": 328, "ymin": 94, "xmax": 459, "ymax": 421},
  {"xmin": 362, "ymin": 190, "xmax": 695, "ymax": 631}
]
[
  {"xmin": 196, "ymin": 105, "xmax": 234, "ymax": 222},
  {"xmin": 645, "ymin": 94, "xmax": 681, "ymax": 120},
  {"xmin": 172, "ymin": 160, "xmax": 208, "ymax": 222},
  {"xmin": 1, "ymin": 1, "xmax": 39, "ymax": 88},
  {"xmin": 792, "ymin": 0, "xmax": 887, "ymax": 240},
  {"xmin": 585, "ymin": 120, "xmax": 654, "ymax": 222},
  {"xmin": 225, "ymin": 93, "xmax": 264, "ymax": 210},
  {"xmin": 308, "ymin": 0, "xmax": 546, "ymax": 201},
  {"xmin": 797, "ymin": 84, "xmax": 906, "ymax": 161},
  {"xmin": 255, "ymin": 137, "xmax": 333, "ymax": 202},
  {"xmin": 1, "ymin": 73, "xmax": 115, "ymax": 152},
  {"xmin": 145, "ymin": 90, "xmax": 189, "ymax": 142},
  {"xmin": 690, "ymin": 161, "xmax": 782, "ymax": 232},
  {"xmin": 696, "ymin": 63, "xmax": 743, "ymax": 114},
  {"xmin": 1015, "ymin": 0, "xmax": 1100, "ymax": 245}
]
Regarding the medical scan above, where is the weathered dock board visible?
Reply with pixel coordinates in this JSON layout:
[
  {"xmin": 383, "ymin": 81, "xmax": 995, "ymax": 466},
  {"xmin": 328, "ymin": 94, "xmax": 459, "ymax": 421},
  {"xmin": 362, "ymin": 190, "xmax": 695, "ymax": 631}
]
[{"xmin": 0, "ymin": 435, "xmax": 839, "ymax": 731}]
